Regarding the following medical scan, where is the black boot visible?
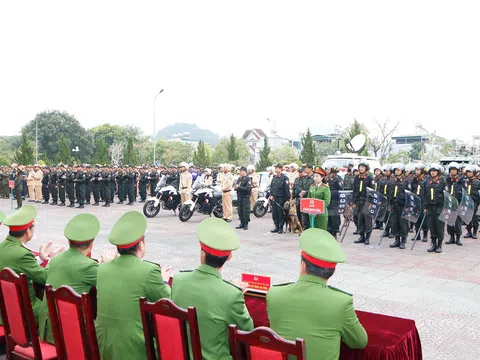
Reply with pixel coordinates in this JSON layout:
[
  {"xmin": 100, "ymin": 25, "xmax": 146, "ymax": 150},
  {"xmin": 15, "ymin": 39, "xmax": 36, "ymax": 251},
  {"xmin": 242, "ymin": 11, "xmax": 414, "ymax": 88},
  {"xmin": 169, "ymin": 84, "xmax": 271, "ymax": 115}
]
[
  {"xmin": 364, "ymin": 233, "xmax": 370, "ymax": 245},
  {"xmin": 411, "ymin": 230, "xmax": 420, "ymax": 241},
  {"xmin": 68, "ymin": 203, "xmax": 75, "ymax": 208},
  {"xmin": 102, "ymin": 203, "xmax": 110, "ymax": 207},
  {"xmin": 456, "ymin": 234, "xmax": 463, "ymax": 246},
  {"xmin": 354, "ymin": 234, "xmax": 365, "ymax": 244},
  {"xmin": 422, "ymin": 230, "xmax": 428, "ymax": 242},
  {"xmin": 270, "ymin": 226, "xmax": 279, "ymax": 233},
  {"xmin": 243, "ymin": 223, "xmax": 248, "ymax": 230},
  {"xmin": 446, "ymin": 234, "xmax": 455, "ymax": 244},
  {"xmin": 389, "ymin": 236, "xmax": 401, "ymax": 248},
  {"xmin": 383, "ymin": 228, "xmax": 390, "ymax": 237},
  {"xmin": 427, "ymin": 238, "xmax": 437, "ymax": 252},
  {"xmin": 399, "ymin": 237, "xmax": 406, "ymax": 249},
  {"xmin": 50, "ymin": 201, "xmax": 57, "ymax": 205},
  {"xmin": 473, "ymin": 228, "xmax": 478, "ymax": 239},
  {"xmin": 435, "ymin": 239, "xmax": 443, "ymax": 253},
  {"xmin": 236, "ymin": 223, "xmax": 244, "ymax": 229},
  {"xmin": 464, "ymin": 230, "xmax": 473, "ymax": 238},
  {"xmin": 92, "ymin": 202, "xmax": 99, "ymax": 206},
  {"xmin": 76, "ymin": 204, "xmax": 84, "ymax": 209},
  {"xmin": 331, "ymin": 232, "xmax": 338, "ymax": 240},
  {"xmin": 58, "ymin": 202, "xmax": 65, "ymax": 206},
  {"xmin": 353, "ymin": 228, "xmax": 360, "ymax": 235}
]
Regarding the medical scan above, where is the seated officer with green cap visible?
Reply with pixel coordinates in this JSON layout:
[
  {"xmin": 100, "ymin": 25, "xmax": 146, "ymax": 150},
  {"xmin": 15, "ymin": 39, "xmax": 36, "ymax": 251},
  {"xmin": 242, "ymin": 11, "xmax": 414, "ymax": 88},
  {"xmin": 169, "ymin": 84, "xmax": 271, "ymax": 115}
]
[
  {"xmin": 96, "ymin": 210, "xmax": 172, "ymax": 360},
  {"xmin": 38, "ymin": 213, "xmax": 103, "ymax": 344},
  {"xmin": 267, "ymin": 228, "xmax": 367, "ymax": 360},
  {"xmin": 0, "ymin": 205, "xmax": 62, "ymax": 324},
  {"xmin": 172, "ymin": 218, "xmax": 253, "ymax": 360}
]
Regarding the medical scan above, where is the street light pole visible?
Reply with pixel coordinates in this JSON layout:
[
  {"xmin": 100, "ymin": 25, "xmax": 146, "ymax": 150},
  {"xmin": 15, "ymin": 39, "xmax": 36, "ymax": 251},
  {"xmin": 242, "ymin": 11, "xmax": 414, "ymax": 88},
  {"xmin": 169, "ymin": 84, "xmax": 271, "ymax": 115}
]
[
  {"xmin": 153, "ymin": 89, "xmax": 164, "ymax": 165},
  {"xmin": 35, "ymin": 118, "xmax": 38, "ymax": 163}
]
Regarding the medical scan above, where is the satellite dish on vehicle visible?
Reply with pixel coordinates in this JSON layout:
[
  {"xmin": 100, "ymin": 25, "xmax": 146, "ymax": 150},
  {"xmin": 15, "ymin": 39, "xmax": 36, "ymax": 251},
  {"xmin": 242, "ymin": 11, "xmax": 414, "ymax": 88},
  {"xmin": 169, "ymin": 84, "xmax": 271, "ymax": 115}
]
[{"xmin": 346, "ymin": 134, "xmax": 366, "ymax": 154}]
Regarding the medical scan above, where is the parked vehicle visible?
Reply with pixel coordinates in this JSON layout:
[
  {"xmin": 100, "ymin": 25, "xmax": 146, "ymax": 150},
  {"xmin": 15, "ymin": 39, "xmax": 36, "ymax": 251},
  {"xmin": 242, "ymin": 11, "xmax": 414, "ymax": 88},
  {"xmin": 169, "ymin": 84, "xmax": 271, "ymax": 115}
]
[
  {"xmin": 143, "ymin": 175, "xmax": 181, "ymax": 218},
  {"xmin": 178, "ymin": 175, "xmax": 223, "ymax": 222}
]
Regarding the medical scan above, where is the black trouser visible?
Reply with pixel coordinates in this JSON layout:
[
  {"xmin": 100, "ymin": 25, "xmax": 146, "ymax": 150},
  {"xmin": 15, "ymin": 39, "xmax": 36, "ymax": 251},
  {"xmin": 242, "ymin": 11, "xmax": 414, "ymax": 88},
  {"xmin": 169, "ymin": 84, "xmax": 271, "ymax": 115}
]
[
  {"xmin": 42, "ymin": 184, "xmax": 49, "ymax": 202},
  {"xmin": 85, "ymin": 183, "xmax": 91, "ymax": 203},
  {"xmin": 327, "ymin": 202, "xmax": 340, "ymax": 233},
  {"xmin": 272, "ymin": 196, "xmax": 286, "ymax": 228},
  {"xmin": 59, "ymin": 186, "xmax": 65, "ymax": 203},
  {"xmin": 390, "ymin": 203, "xmax": 408, "ymax": 238},
  {"xmin": 127, "ymin": 183, "xmax": 135, "ymax": 203},
  {"xmin": 15, "ymin": 190, "xmax": 22, "ymax": 207},
  {"xmin": 50, "ymin": 185, "xmax": 58, "ymax": 202},
  {"xmin": 139, "ymin": 183, "xmax": 147, "ymax": 201},
  {"xmin": 67, "ymin": 183, "xmax": 74, "ymax": 203},
  {"xmin": 150, "ymin": 181, "xmax": 158, "ymax": 197},
  {"xmin": 110, "ymin": 182, "xmax": 115, "ymax": 202},
  {"xmin": 466, "ymin": 202, "xmax": 479, "ymax": 232},
  {"xmin": 238, "ymin": 196, "xmax": 250, "ymax": 224},
  {"xmin": 428, "ymin": 204, "xmax": 445, "ymax": 240},
  {"xmin": 118, "ymin": 182, "xmax": 126, "ymax": 201},
  {"xmin": 93, "ymin": 184, "xmax": 101, "ymax": 203},
  {"xmin": 447, "ymin": 217, "xmax": 462, "ymax": 236},
  {"xmin": 77, "ymin": 184, "xmax": 86, "ymax": 205},
  {"xmin": 414, "ymin": 212, "xmax": 429, "ymax": 232},
  {"xmin": 101, "ymin": 183, "xmax": 105, "ymax": 201},
  {"xmin": 356, "ymin": 201, "xmax": 372, "ymax": 236},
  {"xmin": 104, "ymin": 185, "xmax": 111, "ymax": 204}
]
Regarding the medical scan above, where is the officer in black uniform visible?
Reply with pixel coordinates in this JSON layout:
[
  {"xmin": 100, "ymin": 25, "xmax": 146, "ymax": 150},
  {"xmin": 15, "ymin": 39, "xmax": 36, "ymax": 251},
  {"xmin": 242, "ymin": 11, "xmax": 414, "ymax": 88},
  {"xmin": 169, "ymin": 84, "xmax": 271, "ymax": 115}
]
[
  {"xmin": 352, "ymin": 161, "xmax": 374, "ymax": 245},
  {"xmin": 49, "ymin": 165, "xmax": 58, "ymax": 205},
  {"xmin": 372, "ymin": 166, "xmax": 384, "ymax": 230},
  {"xmin": 41, "ymin": 167, "xmax": 50, "ymax": 204},
  {"xmin": 92, "ymin": 165, "xmax": 102, "ymax": 206},
  {"xmin": 343, "ymin": 161, "xmax": 355, "ymax": 190},
  {"xmin": 126, "ymin": 166, "xmax": 135, "ymax": 205},
  {"xmin": 324, "ymin": 161, "xmax": 343, "ymax": 239},
  {"xmin": 445, "ymin": 162, "xmax": 465, "ymax": 246},
  {"xmin": 424, "ymin": 163, "xmax": 447, "ymax": 253},
  {"xmin": 149, "ymin": 167, "xmax": 159, "ymax": 197},
  {"xmin": 299, "ymin": 163, "xmax": 314, "ymax": 230},
  {"xmin": 167, "ymin": 166, "xmax": 180, "ymax": 190},
  {"xmin": 110, "ymin": 167, "xmax": 116, "ymax": 203},
  {"xmin": 463, "ymin": 165, "xmax": 480, "ymax": 239},
  {"xmin": 234, "ymin": 166, "xmax": 252, "ymax": 230},
  {"xmin": 84, "ymin": 166, "xmax": 92, "ymax": 204},
  {"xmin": 292, "ymin": 167, "xmax": 305, "ymax": 221},
  {"xmin": 102, "ymin": 168, "xmax": 112, "ymax": 207},
  {"xmin": 116, "ymin": 167, "xmax": 126, "ymax": 204},
  {"xmin": 269, "ymin": 163, "xmax": 290, "ymax": 234},
  {"xmin": 410, "ymin": 163, "xmax": 429, "ymax": 242},
  {"xmin": 138, "ymin": 167, "xmax": 149, "ymax": 202},
  {"xmin": 74, "ymin": 165, "xmax": 86, "ymax": 208},
  {"xmin": 388, "ymin": 163, "xmax": 411, "ymax": 249},
  {"xmin": 66, "ymin": 165, "xmax": 76, "ymax": 207},
  {"xmin": 57, "ymin": 165, "xmax": 66, "ymax": 206}
]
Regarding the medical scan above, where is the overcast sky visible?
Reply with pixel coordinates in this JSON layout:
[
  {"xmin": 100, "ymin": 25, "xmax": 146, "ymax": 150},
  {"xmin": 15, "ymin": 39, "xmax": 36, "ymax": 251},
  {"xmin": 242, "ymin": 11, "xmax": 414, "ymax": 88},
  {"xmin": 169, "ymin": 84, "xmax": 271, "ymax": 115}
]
[{"xmin": 1, "ymin": 1, "xmax": 479, "ymax": 142}]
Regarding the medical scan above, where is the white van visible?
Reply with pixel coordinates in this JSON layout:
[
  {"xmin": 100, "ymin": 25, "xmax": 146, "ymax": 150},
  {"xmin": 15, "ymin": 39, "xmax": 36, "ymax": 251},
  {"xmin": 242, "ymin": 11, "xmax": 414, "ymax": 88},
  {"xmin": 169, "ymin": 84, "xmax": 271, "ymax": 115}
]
[{"xmin": 324, "ymin": 153, "xmax": 381, "ymax": 177}]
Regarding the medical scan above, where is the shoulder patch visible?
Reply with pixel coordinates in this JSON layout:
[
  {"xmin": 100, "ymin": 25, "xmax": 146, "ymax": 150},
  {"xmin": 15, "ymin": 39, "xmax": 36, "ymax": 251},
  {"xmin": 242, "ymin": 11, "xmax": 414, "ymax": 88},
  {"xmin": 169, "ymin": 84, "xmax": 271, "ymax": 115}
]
[
  {"xmin": 223, "ymin": 279, "xmax": 242, "ymax": 291},
  {"xmin": 327, "ymin": 285, "xmax": 352, "ymax": 296}
]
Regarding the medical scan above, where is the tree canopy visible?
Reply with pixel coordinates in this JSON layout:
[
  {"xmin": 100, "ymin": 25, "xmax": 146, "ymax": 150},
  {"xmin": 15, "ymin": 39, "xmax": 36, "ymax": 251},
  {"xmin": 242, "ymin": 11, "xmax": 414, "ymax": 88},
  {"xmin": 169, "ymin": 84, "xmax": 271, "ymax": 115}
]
[
  {"xmin": 300, "ymin": 128, "xmax": 316, "ymax": 164},
  {"xmin": 14, "ymin": 130, "xmax": 35, "ymax": 165},
  {"xmin": 256, "ymin": 136, "xmax": 272, "ymax": 171}
]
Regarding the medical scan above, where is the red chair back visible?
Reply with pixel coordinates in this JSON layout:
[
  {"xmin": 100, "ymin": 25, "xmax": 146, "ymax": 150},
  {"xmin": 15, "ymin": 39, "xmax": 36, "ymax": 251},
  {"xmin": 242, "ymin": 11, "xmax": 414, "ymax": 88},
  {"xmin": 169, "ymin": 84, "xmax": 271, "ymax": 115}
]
[
  {"xmin": 139, "ymin": 297, "xmax": 202, "ymax": 360},
  {"xmin": 46, "ymin": 285, "xmax": 99, "ymax": 360},
  {"xmin": 0, "ymin": 268, "xmax": 45, "ymax": 359},
  {"xmin": 229, "ymin": 325, "xmax": 306, "ymax": 360}
]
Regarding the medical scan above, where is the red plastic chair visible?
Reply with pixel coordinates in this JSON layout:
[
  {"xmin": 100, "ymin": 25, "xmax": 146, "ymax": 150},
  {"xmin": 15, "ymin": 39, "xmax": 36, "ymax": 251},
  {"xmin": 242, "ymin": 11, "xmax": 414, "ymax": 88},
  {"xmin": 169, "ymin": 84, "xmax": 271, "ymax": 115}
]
[
  {"xmin": 0, "ymin": 268, "xmax": 57, "ymax": 359},
  {"xmin": 45, "ymin": 285, "xmax": 100, "ymax": 360},
  {"xmin": 229, "ymin": 325, "xmax": 306, "ymax": 360},
  {"xmin": 139, "ymin": 297, "xmax": 203, "ymax": 360}
]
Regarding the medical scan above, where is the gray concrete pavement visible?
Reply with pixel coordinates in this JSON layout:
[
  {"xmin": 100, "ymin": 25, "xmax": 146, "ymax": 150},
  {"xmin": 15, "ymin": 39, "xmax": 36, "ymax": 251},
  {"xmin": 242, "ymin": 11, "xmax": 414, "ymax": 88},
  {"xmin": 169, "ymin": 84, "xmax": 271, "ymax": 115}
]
[{"xmin": 1, "ymin": 199, "xmax": 480, "ymax": 359}]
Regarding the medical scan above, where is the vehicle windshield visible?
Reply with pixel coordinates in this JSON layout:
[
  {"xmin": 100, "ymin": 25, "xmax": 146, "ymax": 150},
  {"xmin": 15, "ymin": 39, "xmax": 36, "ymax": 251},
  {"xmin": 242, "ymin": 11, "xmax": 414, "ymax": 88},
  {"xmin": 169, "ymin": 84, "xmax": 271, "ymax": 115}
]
[
  {"xmin": 192, "ymin": 174, "xmax": 205, "ymax": 190},
  {"xmin": 155, "ymin": 174, "xmax": 167, "ymax": 192}
]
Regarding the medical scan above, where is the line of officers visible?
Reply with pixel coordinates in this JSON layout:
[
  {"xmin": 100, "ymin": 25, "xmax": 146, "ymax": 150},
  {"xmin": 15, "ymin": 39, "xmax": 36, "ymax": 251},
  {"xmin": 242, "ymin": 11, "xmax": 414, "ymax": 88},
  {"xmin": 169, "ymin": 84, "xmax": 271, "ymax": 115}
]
[{"xmin": 344, "ymin": 161, "xmax": 480, "ymax": 254}]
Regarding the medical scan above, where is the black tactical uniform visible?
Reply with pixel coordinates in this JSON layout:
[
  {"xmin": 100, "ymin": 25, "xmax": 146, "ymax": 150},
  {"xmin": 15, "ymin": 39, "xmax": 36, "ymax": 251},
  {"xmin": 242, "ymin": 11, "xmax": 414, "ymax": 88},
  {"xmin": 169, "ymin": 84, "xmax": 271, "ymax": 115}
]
[
  {"xmin": 379, "ymin": 169, "xmax": 394, "ymax": 238},
  {"xmin": 270, "ymin": 168, "xmax": 291, "ymax": 234},
  {"xmin": 92, "ymin": 168, "xmax": 102, "ymax": 205},
  {"xmin": 167, "ymin": 171, "xmax": 180, "ymax": 191},
  {"xmin": 116, "ymin": 170, "xmax": 126, "ymax": 203},
  {"xmin": 49, "ymin": 169, "xmax": 58, "ymax": 204},
  {"xmin": 102, "ymin": 170, "xmax": 112, "ymax": 207},
  {"xmin": 463, "ymin": 165, "xmax": 480, "ymax": 239},
  {"xmin": 410, "ymin": 170, "xmax": 429, "ymax": 242},
  {"xmin": 424, "ymin": 166, "xmax": 447, "ymax": 253},
  {"xmin": 372, "ymin": 171, "xmax": 384, "ymax": 230},
  {"xmin": 66, "ymin": 169, "xmax": 76, "ymax": 207},
  {"xmin": 139, "ymin": 170, "xmax": 149, "ymax": 202},
  {"xmin": 235, "ymin": 171, "xmax": 252, "ymax": 230},
  {"xmin": 388, "ymin": 166, "xmax": 411, "ymax": 249},
  {"xmin": 150, "ymin": 170, "xmax": 159, "ymax": 197},
  {"xmin": 109, "ymin": 170, "xmax": 116, "ymax": 203},
  {"xmin": 352, "ymin": 163, "xmax": 374, "ymax": 245},
  {"xmin": 445, "ymin": 171, "xmax": 465, "ymax": 245},
  {"xmin": 57, "ymin": 169, "xmax": 67, "ymax": 205},
  {"xmin": 300, "ymin": 172, "xmax": 314, "ymax": 230},
  {"xmin": 75, "ymin": 169, "xmax": 86, "ymax": 208},
  {"xmin": 326, "ymin": 172, "xmax": 343, "ymax": 237},
  {"xmin": 292, "ymin": 173, "xmax": 305, "ymax": 221},
  {"xmin": 41, "ymin": 169, "xmax": 50, "ymax": 204},
  {"xmin": 126, "ymin": 170, "xmax": 136, "ymax": 204},
  {"xmin": 85, "ymin": 170, "xmax": 92, "ymax": 204}
]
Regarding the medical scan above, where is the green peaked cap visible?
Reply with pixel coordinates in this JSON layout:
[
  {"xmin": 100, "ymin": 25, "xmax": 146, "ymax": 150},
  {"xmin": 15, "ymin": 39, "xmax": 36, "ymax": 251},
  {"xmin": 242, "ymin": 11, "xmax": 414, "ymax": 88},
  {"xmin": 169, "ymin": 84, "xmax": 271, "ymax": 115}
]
[
  {"xmin": 64, "ymin": 214, "xmax": 100, "ymax": 242},
  {"xmin": 4, "ymin": 205, "xmax": 37, "ymax": 227},
  {"xmin": 0, "ymin": 211, "xmax": 5, "ymax": 224},
  {"xmin": 197, "ymin": 218, "xmax": 240, "ymax": 253},
  {"xmin": 109, "ymin": 211, "xmax": 147, "ymax": 247},
  {"xmin": 300, "ymin": 228, "xmax": 346, "ymax": 264}
]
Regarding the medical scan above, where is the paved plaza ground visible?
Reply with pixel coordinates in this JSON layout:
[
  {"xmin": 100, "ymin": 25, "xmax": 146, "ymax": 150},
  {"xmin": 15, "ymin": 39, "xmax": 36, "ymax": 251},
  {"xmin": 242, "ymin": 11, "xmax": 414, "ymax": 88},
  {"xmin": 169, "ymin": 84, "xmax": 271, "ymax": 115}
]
[{"xmin": 1, "ymin": 198, "xmax": 480, "ymax": 359}]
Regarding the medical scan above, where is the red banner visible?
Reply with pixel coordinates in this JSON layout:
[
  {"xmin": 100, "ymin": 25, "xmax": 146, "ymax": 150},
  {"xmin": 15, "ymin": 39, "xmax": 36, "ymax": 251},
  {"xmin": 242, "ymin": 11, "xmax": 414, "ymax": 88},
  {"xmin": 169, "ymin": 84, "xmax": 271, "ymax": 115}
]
[
  {"xmin": 300, "ymin": 198, "xmax": 325, "ymax": 215},
  {"xmin": 8, "ymin": 180, "xmax": 14, "ymax": 189},
  {"xmin": 241, "ymin": 273, "xmax": 271, "ymax": 292}
]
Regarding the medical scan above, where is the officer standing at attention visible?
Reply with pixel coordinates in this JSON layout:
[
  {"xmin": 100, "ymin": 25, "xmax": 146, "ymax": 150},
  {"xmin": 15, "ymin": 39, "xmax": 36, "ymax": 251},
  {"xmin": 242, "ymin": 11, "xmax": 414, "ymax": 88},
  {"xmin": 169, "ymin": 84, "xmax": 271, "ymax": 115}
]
[
  {"xmin": 149, "ymin": 167, "xmax": 159, "ymax": 197},
  {"xmin": 388, "ymin": 163, "xmax": 411, "ymax": 249},
  {"xmin": 411, "ymin": 163, "xmax": 429, "ymax": 242},
  {"xmin": 95, "ymin": 211, "xmax": 172, "ymax": 359},
  {"xmin": 424, "ymin": 164, "xmax": 447, "ymax": 253},
  {"xmin": 84, "ymin": 165, "xmax": 92, "ymax": 205},
  {"xmin": 248, "ymin": 165, "xmax": 259, "ymax": 212},
  {"xmin": 138, "ymin": 167, "xmax": 149, "ymax": 203},
  {"xmin": 463, "ymin": 165, "xmax": 480, "ymax": 239},
  {"xmin": 41, "ymin": 167, "xmax": 50, "ymax": 204},
  {"xmin": 292, "ymin": 167, "xmax": 305, "ymax": 220},
  {"xmin": 179, "ymin": 162, "xmax": 193, "ymax": 204},
  {"xmin": 116, "ymin": 167, "xmax": 127, "ymax": 204},
  {"xmin": 221, "ymin": 164, "xmax": 234, "ymax": 223},
  {"xmin": 352, "ymin": 161, "xmax": 374, "ymax": 245},
  {"xmin": 234, "ymin": 166, "xmax": 252, "ymax": 230},
  {"xmin": 126, "ymin": 166, "xmax": 136, "ymax": 205},
  {"xmin": 38, "ymin": 213, "xmax": 102, "ymax": 344},
  {"xmin": 74, "ymin": 165, "xmax": 86, "ymax": 209},
  {"xmin": 92, "ymin": 165, "xmax": 102, "ymax": 206},
  {"xmin": 66, "ymin": 164, "xmax": 76, "ymax": 207},
  {"xmin": 171, "ymin": 218, "xmax": 253, "ymax": 359},
  {"xmin": 307, "ymin": 166, "xmax": 331, "ymax": 231},
  {"xmin": 299, "ymin": 163, "xmax": 315, "ymax": 230},
  {"xmin": 102, "ymin": 168, "xmax": 112, "ymax": 207},
  {"xmin": 324, "ymin": 161, "xmax": 343, "ymax": 238},
  {"xmin": 445, "ymin": 162, "xmax": 465, "ymax": 246},
  {"xmin": 270, "ymin": 163, "xmax": 290, "ymax": 234},
  {"xmin": 267, "ymin": 229, "xmax": 368, "ymax": 360}
]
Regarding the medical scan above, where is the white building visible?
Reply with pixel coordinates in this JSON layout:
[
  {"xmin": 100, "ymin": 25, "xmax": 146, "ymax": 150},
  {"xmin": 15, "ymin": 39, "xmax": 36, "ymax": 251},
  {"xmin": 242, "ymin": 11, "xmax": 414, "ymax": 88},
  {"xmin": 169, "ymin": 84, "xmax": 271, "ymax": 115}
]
[{"xmin": 242, "ymin": 128, "xmax": 298, "ymax": 164}]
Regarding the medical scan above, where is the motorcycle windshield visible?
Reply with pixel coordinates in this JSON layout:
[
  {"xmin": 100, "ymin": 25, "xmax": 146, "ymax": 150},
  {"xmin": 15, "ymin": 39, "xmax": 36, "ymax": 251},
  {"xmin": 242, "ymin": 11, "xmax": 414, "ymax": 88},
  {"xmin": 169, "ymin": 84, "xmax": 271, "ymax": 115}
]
[
  {"xmin": 192, "ymin": 174, "xmax": 205, "ymax": 190},
  {"xmin": 155, "ymin": 175, "xmax": 167, "ymax": 192}
]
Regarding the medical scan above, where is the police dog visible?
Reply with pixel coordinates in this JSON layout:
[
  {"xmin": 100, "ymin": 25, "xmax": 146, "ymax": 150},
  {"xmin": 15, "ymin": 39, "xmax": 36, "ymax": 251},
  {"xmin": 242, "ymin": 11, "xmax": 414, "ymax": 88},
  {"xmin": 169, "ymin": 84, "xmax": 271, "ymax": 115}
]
[{"xmin": 283, "ymin": 199, "xmax": 303, "ymax": 234}]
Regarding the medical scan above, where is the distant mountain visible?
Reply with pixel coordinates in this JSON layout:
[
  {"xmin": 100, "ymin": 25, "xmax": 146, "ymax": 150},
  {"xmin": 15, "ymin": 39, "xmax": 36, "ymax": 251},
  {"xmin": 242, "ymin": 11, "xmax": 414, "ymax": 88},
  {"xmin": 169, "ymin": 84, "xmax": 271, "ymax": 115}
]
[{"xmin": 155, "ymin": 123, "xmax": 219, "ymax": 146}]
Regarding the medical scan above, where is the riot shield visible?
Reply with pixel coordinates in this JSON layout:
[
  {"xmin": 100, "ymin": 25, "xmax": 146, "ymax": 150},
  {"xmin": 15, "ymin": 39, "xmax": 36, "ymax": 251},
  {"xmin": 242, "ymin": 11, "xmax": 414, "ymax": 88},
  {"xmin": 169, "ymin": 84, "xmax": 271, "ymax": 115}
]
[
  {"xmin": 362, "ymin": 187, "xmax": 388, "ymax": 222},
  {"xmin": 336, "ymin": 190, "xmax": 353, "ymax": 215},
  {"xmin": 439, "ymin": 190, "xmax": 459, "ymax": 226},
  {"xmin": 401, "ymin": 190, "xmax": 422, "ymax": 224},
  {"xmin": 458, "ymin": 188, "xmax": 475, "ymax": 224}
]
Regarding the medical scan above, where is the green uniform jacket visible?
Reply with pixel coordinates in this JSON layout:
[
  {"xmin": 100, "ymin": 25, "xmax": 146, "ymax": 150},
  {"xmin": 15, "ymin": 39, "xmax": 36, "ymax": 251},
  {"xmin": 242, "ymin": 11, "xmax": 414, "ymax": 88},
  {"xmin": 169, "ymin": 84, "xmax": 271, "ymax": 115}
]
[
  {"xmin": 267, "ymin": 275, "xmax": 368, "ymax": 360},
  {"xmin": 172, "ymin": 265, "xmax": 254, "ymax": 360},
  {"xmin": 0, "ymin": 235, "xmax": 47, "ymax": 325},
  {"xmin": 95, "ymin": 255, "xmax": 171, "ymax": 360},
  {"xmin": 308, "ymin": 184, "xmax": 331, "ymax": 230},
  {"xmin": 38, "ymin": 248, "xmax": 99, "ymax": 343}
]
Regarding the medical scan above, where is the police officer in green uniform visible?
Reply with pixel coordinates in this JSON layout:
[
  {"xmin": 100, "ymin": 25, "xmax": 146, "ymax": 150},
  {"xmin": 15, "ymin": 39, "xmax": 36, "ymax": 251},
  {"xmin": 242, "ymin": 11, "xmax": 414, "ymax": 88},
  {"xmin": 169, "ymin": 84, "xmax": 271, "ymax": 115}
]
[
  {"xmin": 307, "ymin": 166, "xmax": 331, "ymax": 230},
  {"xmin": 171, "ymin": 218, "xmax": 254, "ymax": 359},
  {"xmin": 234, "ymin": 166, "xmax": 252, "ymax": 230},
  {"xmin": 39, "ymin": 213, "xmax": 101, "ymax": 344},
  {"xmin": 267, "ymin": 229, "xmax": 368, "ymax": 360},
  {"xmin": 424, "ymin": 164, "xmax": 447, "ymax": 253},
  {"xmin": 0, "ymin": 206, "xmax": 51, "ymax": 324},
  {"xmin": 464, "ymin": 165, "xmax": 480, "ymax": 239},
  {"xmin": 95, "ymin": 211, "xmax": 171, "ymax": 360}
]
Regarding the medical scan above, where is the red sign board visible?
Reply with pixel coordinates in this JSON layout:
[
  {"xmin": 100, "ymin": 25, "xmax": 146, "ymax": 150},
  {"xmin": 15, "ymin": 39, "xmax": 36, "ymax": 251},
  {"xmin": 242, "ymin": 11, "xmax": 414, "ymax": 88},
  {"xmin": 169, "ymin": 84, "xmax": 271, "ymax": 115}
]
[
  {"xmin": 241, "ymin": 273, "xmax": 272, "ymax": 293},
  {"xmin": 8, "ymin": 180, "xmax": 14, "ymax": 189},
  {"xmin": 300, "ymin": 198, "xmax": 325, "ymax": 215}
]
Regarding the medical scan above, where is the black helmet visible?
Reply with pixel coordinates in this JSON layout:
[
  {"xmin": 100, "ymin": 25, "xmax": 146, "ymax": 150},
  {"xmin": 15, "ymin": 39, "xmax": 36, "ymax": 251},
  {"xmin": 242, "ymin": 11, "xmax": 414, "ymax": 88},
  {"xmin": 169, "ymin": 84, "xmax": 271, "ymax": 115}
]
[{"xmin": 358, "ymin": 161, "xmax": 370, "ymax": 171}]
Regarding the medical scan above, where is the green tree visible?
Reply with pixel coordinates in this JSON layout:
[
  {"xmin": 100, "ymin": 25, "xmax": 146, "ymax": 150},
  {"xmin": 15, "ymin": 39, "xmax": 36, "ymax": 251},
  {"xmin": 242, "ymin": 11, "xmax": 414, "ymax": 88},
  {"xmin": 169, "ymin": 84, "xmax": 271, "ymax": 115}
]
[
  {"xmin": 227, "ymin": 134, "xmax": 239, "ymax": 162},
  {"xmin": 92, "ymin": 137, "xmax": 110, "ymax": 164},
  {"xmin": 316, "ymin": 143, "xmax": 337, "ymax": 166},
  {"xmin": 256, "ymin": 136, "xmax": 272, "ymax": 171},
  {"xmin": 212, "ymin": 137, "xmax": 249, "ymax": 166},
  {"xmin": 270, "ymin": 144, "xmax": 299, "ymax": 165},
  {"xmin": 300, "ymin": 128, "xmax": 317, "ymax": 164},
  {"xmin": 88, "ymin": 123, "xmax": 122, "ymax": 146},
  {"xmin": 161, "ymin": 141, "xmax": 195, "ymax": 165},
  {"xmin": 14, "ymin": 129, "xmax": 35, "ymax": 165},
  {"xmin": 342, "ymin": 119, "xmax": 369, "ymax": 155},
  {"xmin": 386, "ymin": 150, "xmax": 409, "ymax": 164},
  {"xmin": 408, "ymin": 142, "xmax": 425, "ymax": 161},
  {"xmin": 192, "ymin": 140, "xmax": 211, "ymax": 167},
  {"xmin": 56, "ymin": 135, "xmax": 72, "ymax": 164},
  {"xmin": 123, "ymin": 137, "xmax": 139, "ymax": 165}
]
